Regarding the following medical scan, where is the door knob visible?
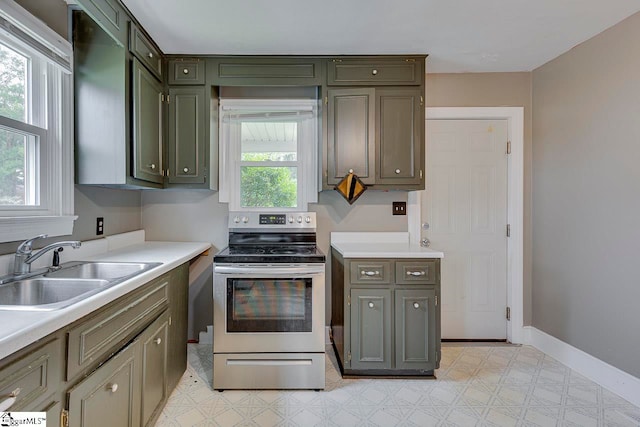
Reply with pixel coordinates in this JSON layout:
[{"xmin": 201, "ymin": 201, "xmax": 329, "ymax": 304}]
[
  {"xmin": 107, "ymin": 383, "xmax": 118, "ymax": 393},
  {"xmin": 368, "ymin": 302, "xmax": 374, "ymax": 308},
  {"xmin": 183, "ymin": 167, "xmax": 189, "ymax": 173},
  {"xmin": 154, "ymin": 337, "xmax": 162, "ymax": 345},
  {"xmin": 183, "ymin": 68, "xmax": 189, "ymax": 74},
  {"xmin": 395, "ymin": 168, "xmax": 401, "ymax": 174},
  {"xmin": 413, "ymin": 302, "xmax": 420, "ymax": 309}
]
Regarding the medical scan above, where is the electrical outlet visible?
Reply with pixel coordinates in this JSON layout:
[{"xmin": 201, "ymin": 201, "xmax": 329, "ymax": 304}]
[
  {"xmin": 96, "ymin": 217, "xmax": 104, "ymax": 235},
  {"xmin": 392, "ymin": 202, "xmax": 407, "ymax": 215}
]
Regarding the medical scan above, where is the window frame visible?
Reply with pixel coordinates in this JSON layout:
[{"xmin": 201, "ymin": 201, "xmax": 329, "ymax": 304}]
[
  {"xmin": 0, "ymin": 1, "xmax": 76, "ymax": 242},
  {"xmin": 219, "ymin": 99, "xmax": 319, "ymax": 212}
]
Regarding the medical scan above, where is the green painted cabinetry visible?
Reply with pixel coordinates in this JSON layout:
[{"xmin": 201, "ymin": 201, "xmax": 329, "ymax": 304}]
[
  {"xmin": 324, "ymin": 56, "xmax": 426, "ymax": 190},
  {"xmin": 167, "ymin": 87, "xmax": 208, "ymax": 185},
  {"xmin": 132, "ymin": 58, "xmax": 164, "ymax": 185},
  {"xmin": 331, "ymin": 249, "xmax": 440, "ymax": 376},
  {"xmin": 0, "ymin": 264, "xmax": 190, "ymax": 426},
  {"xmin": 212, "ymin": 57, "xmax": 323, "ymax": 86},
  {"xmin": 75, "ymin": 0, "xmax": 128, "ymax": 46}
]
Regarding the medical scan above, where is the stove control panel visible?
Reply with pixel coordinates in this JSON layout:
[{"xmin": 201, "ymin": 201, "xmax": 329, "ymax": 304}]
[{"xmin": 229, "ymin": 212, "xmax": 316, "ymax": 229}]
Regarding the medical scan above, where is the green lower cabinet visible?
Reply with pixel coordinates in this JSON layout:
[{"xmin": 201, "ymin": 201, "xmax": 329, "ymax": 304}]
[
  {"xmin": 350, "ymin": 288, "xmax": 392, "ymax": 370},
  {"xmin": 140, "ymin": 311, "xmax": 169, "ymax": 426},
  {"xmin": 67, "ymin": 342, "xmax": 140, "ymax": 427},
  {"xmin": 394, "ymin": 289, "xmax": 436, "ymax": 371}
]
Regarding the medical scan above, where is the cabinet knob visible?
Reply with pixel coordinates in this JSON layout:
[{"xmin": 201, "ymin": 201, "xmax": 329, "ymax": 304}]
[
  {"xmin": 372, "ymin": 69, "xmax": 378, "ymax": 75},
  {"xmin": 148, "ymin": 52, "xmax": 153, "ymax": 59},
  {"xmin": 155, "ymin": 337, "xmax": 162, "ymax": 345},
  {"xmin": 413, "ymin": 302, "xmax": 420, "ymax": 309},
  {"xmin": 148, "ymin": 163, "xmax": 156, "ymax": 170},
  {"xmin": 183, "ymin": 167, "xmax": 189, "ymax": 173},
  {"xmin": 368, "ymin": 302, "xmax": 374, "ymax": 308},
  {"xmin": 107, "ymin": 383, "xmax": 118, "ymax": 393},
  {"xmin": 395, "ymin": 168, "xmax": 401, "ymax": 174},
  {"xmin": 348, "ymin": 169, "xmax": 354, "ymax": 174},
  {"xmin": 407, "ymin": 271, "xmax": 426, "ymax": 276},
  {"xmin": 183, "ymin": 68, "xmax": 189, "ymax": 74}
]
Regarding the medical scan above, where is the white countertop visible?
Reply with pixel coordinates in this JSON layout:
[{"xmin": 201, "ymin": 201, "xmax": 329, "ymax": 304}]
[
  {"xmin": 331, "ymin": 232, "xmax": 444, "ymax": 258},
  {"xmin": 0, "ymin": 240, "xmax": 210, "ymax": 360}
]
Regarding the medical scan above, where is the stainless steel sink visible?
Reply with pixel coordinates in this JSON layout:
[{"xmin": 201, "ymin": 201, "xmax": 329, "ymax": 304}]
[
  {"xmin": 45, "ymin": 262, "xmax": 160, "ymax": 281},
  {"xmin": 0, "ymin": 261, "xmax": 162, "ymax": 311},
  {"xmin": 0, "ymin": 278, "xmax": 109, "ymax": 311}
]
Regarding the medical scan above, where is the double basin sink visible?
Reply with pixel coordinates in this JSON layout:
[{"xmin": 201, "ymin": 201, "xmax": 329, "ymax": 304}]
[{"xmin": 0, "ymin": 261, "xmax": 161, "ymax": 311}]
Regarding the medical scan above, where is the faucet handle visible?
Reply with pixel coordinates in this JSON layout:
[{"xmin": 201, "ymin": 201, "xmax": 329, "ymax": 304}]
[{"xmin": 16, "ymin": 234, "xmax": 48, "ymax": 254}]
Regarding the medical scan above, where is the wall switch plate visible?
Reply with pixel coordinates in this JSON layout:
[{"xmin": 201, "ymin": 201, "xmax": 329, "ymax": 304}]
[
  {"xmin": 392, "ymin": 202, "xmax": 407, "ymax": 215},
  {"xmin": 96, "ymin": 217, "xmax": 104, "ymax": 235}
]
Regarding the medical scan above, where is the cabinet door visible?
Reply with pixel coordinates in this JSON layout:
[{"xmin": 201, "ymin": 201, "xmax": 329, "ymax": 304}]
[
  {"xmin": 139, "ymin": 312, "xmax": 169, "ymax": 426},
  {"xmin": 168, "ymin": 87, "xmax": 207, "ymax": 184},
  {"xmin": 67, "ymin": 343, "xmax": 140, "ymax": 427},
  {"xmin": 350, "ymin": 288, "xmax": 392, "ymax": 370},
  {"xmin": 394, "ymin": 289, "xmax": 437, "ymax": 371},
  {"xmin": 132, "ymin": 58, "xmax": 164, "ymax": 184},
  {"xmin": 327, "ymin": 88, "xmax": 376, "ymax": 185},
  {"xmin": 376, "ymin": 88, "xmax": 423, "ymax": 186},
  {"xmin": 327, "ymin": 58, "xmax": 423, "ymax": 86},
  {"xmin": 167, "ymin": 264, "xmax": 189, "ymax": 391}
]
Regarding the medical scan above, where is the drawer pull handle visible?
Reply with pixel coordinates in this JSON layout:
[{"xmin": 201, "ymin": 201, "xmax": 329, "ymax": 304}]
[
  {"xmin": 395, "ymin": 168, "xmax": 401, "ymax": 174},
  {"xmin": 148, "ymin": 163, "xmax": 156, "ymax": 170},
  {"xmin": 413, "ymin": 302, "xmax": 420, "ymax": 309},
  {"xmin": 348, "ymin": 169, "xmax": 354, "ymax": 173},
  {"xmin": 155, "ymin": 337, "xmax": 162, "ymax": 345},
  {"xmin": 361, "ymin": 270, "xmax": 380, "ymax": 277},
  {"xmin": 183, "ymin": 167, "xmax": 189, "ymax": 173},
  {"xmin": 407, "ymin": 271, "xmax": 426, "ymax": 276},
  {"xmin": 148, "ymin": 52, "xmax": 154, "ymax": 59},
  {"xmin": 368, "ymin": 302, "xmax": 374, "ymax": 308},
  {"xmin": 107, "ymin": 383, "xmax": 118, "ymax": 393},
  {"xmin": 372, "ymin": 69, "xmax": 378, "ymax": 75},
  {"xmin": 183, "ymin": 68, "xmax": 189, "ymax": 74},
  {"xmin": 0, "ymin": 388, "xmax": 21, "ymax": 411}
]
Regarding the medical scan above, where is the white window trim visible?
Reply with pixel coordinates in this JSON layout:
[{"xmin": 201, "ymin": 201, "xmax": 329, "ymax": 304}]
[
  {"xmin": 219, "ymin": 99, "xmax": 319, "ymax": 212},
  {"xmin": 0, "ymin": 1, "xmax": 76, "ymax": 243}
]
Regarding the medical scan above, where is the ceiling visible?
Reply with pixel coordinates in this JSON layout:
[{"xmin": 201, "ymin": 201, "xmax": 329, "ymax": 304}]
[{"xmin": 121, "ymin": 0, "xmax": 640, "ymax": 73}]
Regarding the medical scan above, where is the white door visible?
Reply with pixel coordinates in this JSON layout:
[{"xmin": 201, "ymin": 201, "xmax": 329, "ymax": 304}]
[{"xmin": 424, "ymin": 119, "xmax": 508, "ymax": 339}]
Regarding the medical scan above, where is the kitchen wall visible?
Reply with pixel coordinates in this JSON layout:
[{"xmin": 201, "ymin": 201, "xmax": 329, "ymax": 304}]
[
  {"xmin": 532, "ymin": 11, "xmax": 640, "ymax": 378},
  {"xmin": 0, "ymin": 1, "xmax": 143, "ymax": 256},
  {"xmin": 426, "ymin": 72, "xmax": 533, "ymax": 326}
]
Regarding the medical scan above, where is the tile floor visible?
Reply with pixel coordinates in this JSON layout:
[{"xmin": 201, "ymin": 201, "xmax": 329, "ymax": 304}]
[{"xmin": 154, "ymin": 344, "xmax": 640, "ymax": 426}]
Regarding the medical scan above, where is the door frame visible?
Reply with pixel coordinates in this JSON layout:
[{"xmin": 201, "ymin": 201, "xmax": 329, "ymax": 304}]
[{"xmin": 407, "ymin": 107, "xmax": 524, "ymax": 344}]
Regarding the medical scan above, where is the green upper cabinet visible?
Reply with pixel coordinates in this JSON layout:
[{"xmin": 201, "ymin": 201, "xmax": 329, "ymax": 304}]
[
  {"xmin": 129, "ymin": 24, "xmax": 163, "ymax": 80},
  {"xmin": 327, "ymin": 57, "xmax": 424, "ymax": 86},
  {"xmin": 212, "ymin": 57, "xmax": 323, "ymax": 86},
  {"xmin": 376, "ymin": 88, "xmax": 423, "ymax": 186},
  {"xmin": 168, "ymin": 58, "xmax": 206, "ymax": 85},
  {"xmin": 75, "ymin": 0, "xmax": 128, "ymax": 46},
  {"xmin": 167, "ymin": 87, "xmax": 207, "ymax": 185},
  {"xmin": 132, "ymin": 58, "xmax": 164, "ymax": 184},
  {"xmin": 324, "ymin": 56, "xmax": 426, "ymax": 190},
  {"xmin": 327, "ymin": 88, "xmax": 376, "ymax": 185}
]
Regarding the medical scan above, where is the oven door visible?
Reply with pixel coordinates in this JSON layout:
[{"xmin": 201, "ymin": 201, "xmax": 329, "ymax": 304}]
[{"xmin": 213, "ymin": 264, "xmax": 325, "ymax": 353}]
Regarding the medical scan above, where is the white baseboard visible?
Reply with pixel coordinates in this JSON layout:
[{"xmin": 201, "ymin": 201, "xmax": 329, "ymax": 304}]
[{"xmin": 523, "ymin": 326, "xmax": 640, "ymax": 408}]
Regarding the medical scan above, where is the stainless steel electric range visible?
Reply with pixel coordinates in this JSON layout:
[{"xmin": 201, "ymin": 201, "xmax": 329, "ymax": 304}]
[{"xmin": 213, "ymin": 212, "xmax": 326, "ymax": 390}]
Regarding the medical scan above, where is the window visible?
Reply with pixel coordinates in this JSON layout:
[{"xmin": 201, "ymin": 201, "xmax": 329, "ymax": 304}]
[
  {"xmin": 219, "ymin": 100, "xmax": 318, "ymax": 211},
  {"xmin": 0, "ymin": 1, "xmax": 75, "ymax": 242}
]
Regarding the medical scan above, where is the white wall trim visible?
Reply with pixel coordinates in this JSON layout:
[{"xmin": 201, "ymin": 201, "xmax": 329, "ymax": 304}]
[
  {"xmin": 408, "ymin": 106, "xmax": 525, "ymax": 343},
  {"xmin": 524, "ymin": 326, "xmax": 640, "ymax": 408}
]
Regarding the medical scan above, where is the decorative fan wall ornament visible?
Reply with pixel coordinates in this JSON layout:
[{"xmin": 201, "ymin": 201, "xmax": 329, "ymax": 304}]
[{"xmin": 335, "ymin": 172, "xmax": 366, "ymax": 204}]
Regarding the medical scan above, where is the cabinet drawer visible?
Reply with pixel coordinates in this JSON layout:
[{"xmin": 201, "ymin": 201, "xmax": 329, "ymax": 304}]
[
  {"xmin": 0, "ymin": 338, "xmax": 62, "ymax": 411},
  {"xmin": 395, "ymin": 261, "xmax": 437, "ymax": 284},
  {"xmin": 130, "ymin": 24, "xmax": 162, "ymax": 80},
  {"xmin": 328, "ymin": 58, "xmax": 423, "ymax": 86},
  {"xmin": 168, "ymin": 59, "xmax": 205, "ymax": 85},
  {"xmin": 67, "ymin": 278, "xmax": 169, "ymax": 380},
  {"xmin": 77, "ymin": 0, "xmax": 128, "ymax": 45},
  {"xmin": 349, "ymin": 261, "xmax": 391, "ymax": 284}
]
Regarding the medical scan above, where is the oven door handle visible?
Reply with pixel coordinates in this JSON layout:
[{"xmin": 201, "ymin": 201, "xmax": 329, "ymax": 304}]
[{"xmin": 214, "ymin": 265, "xmax": 325, "ymax": 275}]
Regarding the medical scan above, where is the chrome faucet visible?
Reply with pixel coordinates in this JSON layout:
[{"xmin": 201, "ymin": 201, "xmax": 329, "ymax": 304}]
[{"xmin": 13, "ymin": 234, "xmax": 81, "ymax": 275}]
